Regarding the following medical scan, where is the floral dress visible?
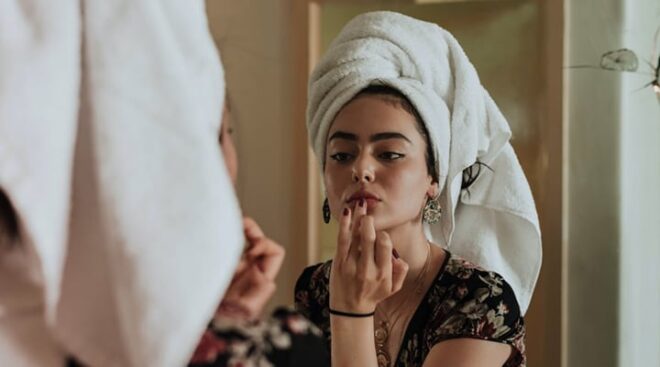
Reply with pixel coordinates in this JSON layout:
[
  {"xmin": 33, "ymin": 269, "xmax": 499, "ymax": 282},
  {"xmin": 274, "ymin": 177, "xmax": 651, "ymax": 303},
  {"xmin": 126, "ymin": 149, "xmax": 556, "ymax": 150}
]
[
  {"xmin": 188, "ymin": 307, "xmax": 329, "ymax": 367},
  {"xmin": 67, "ymin": 308, "xmax": 329, "ymax": 367},
  {"xmin": 294, "ymin": 251, "xmax": 526, "ymax": 367}
]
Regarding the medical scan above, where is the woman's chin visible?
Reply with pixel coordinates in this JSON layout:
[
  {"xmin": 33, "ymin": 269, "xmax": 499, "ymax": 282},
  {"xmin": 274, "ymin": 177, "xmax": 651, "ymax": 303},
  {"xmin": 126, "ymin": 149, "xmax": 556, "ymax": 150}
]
[
  {"xmin": 371, "ymin": 216, "xmax": 394, "ymax": 232},
  {"xmin": 371, "ymin": 215, "xmax": 423, "ymax": 233}
]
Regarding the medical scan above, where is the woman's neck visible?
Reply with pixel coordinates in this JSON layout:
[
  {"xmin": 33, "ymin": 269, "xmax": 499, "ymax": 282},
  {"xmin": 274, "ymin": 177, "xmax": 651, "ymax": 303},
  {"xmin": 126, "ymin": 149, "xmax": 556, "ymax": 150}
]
[{"xmin": 385, "ymin": 221, "xmax": 432, "ymax": 285}]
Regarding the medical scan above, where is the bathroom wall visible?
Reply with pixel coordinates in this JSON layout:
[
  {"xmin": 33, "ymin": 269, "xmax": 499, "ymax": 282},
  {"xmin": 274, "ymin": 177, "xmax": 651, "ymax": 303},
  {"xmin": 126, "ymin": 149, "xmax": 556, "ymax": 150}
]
[
  {"xmin": 565, "ymin": 0, "xmax": 660, "ymax": 365},
  {"xmin": 618, "ymin": 0, "xmax": 660, "ymax": 365}
]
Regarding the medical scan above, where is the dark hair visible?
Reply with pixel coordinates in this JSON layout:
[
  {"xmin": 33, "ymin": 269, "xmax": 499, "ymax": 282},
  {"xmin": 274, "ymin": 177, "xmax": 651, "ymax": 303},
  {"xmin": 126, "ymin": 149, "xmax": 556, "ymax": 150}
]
[
  {"xmin": 0, "ymin": 189, "xmax": 19, "ymax": 244},
  {"xmin": 219, "ymin": 91, "xmax": 234, "ymax": 145},
  {"xmin": 354, "ymin": 84, "xmax": 489, "ymax": 191}
]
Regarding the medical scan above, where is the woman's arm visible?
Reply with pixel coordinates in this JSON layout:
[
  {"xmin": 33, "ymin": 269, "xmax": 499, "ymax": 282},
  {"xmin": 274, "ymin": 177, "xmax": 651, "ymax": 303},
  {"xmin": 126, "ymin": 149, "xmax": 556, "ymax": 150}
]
[
  {"xmin": 422, "ymin": 338, "xmax": 511, "ymax": 367},
  {"xmin": 330, "ymin": 315, "xmax": 378, "ymax": 367}
]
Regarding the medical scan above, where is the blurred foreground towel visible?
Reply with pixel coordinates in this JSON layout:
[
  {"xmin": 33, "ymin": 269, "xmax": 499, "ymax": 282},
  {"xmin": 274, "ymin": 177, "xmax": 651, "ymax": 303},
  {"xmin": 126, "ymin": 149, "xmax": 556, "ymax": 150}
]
[{"xmin": 0, "ymin": 1, "xmax": 242, "ymax": 366}]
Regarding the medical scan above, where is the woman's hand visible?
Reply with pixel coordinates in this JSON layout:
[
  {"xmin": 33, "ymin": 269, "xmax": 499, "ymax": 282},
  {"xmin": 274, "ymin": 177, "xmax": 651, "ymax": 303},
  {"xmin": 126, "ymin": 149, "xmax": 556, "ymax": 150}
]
[
  {"xmin": 329, "ymin": 200, "xmax": 409, "ymax": 314},
  {"xmin": 217, "ymin": 217, "xmax": 285, "ymax": 321}
]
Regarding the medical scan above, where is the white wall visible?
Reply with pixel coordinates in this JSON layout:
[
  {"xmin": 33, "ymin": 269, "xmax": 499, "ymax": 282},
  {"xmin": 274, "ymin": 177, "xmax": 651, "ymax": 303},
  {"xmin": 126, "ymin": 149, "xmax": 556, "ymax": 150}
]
[
  {"xmin": 566, "ymin": 0, "xmax": 660, "ymax": 366},
  {"xmin": 619, "ymin": 1, "xmax": 660, "ymax": 365}
]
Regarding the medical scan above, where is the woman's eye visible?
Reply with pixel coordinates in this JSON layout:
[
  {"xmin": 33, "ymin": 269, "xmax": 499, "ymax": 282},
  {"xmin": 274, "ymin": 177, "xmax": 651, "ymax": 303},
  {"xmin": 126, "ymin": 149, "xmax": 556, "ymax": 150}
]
[
  {"xmin": 330, "ymin": 153, "xmax": 352, "ymax": 162},
  {"xmin": 379, "ymin": 152, "xmax": 405, "ymax": 160}
]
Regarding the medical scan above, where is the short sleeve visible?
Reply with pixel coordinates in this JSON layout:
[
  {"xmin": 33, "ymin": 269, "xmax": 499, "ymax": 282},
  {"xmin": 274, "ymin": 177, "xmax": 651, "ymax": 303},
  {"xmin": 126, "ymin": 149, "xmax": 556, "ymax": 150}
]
[
  {"xmin": 431, "ymin": 268, "xmax": 526, "ymax": 366},
  {"xmin": 293, "ymin": 262, "xmax": 332, "ymax": 343}
]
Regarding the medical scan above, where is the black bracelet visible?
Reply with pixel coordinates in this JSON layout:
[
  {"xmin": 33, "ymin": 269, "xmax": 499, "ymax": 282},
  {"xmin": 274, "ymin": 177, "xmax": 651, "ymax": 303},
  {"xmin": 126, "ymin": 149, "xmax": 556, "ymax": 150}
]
[{"xmin": 328, "ymin": 308, "xmax": 375, "ymax": 318}]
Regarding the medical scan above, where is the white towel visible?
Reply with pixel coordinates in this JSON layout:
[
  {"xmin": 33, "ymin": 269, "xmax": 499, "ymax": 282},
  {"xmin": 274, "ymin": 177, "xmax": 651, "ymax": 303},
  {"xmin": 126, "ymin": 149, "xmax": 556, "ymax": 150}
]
[
  {"xmin": 307, "ymin": 11, "xmax": 541, "ymax": 314},
  {"xmin": 0, "ymin": 1, "xmax": 243, "ymax": 366}
]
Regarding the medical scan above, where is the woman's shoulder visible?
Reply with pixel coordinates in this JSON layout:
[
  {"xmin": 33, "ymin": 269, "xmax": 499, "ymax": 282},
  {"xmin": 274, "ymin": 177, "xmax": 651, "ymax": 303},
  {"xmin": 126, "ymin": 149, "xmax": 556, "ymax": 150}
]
[
  {"xmin": 419, "ymin": 252, "xmax": 526, "ymax": 365},
  {"xmin": 294, "ymin": 260, "xmax": 332, "ymax": 309},
  {"xmin": 295, "ymin": 260, "xmax": 332, "ymax": 291},
  {"xmin": 441, "ymin": 253, "xmax": 520, "ymax": 310},
  {"xmin": 428, "ymin": 252, "xmax": 524, "ymax": 343},
  {"xmin": 294, "ymin": 260, "xmax": 333, "ymax": 330}
]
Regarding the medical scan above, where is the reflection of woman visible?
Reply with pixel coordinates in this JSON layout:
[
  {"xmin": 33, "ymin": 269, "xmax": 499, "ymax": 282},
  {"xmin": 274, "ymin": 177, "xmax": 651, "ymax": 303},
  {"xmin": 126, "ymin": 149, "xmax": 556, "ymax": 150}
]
[{"xmin": 295, "ymin": 12, "xmax": 541, "ymax": 367}]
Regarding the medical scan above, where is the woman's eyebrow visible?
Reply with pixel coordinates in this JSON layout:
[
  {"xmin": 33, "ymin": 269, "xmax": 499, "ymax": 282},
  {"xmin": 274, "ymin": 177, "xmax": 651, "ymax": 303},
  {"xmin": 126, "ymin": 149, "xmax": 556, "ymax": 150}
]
[
  {"xmin": 328, "ymin": 131, "xmax": 358, "ymax": 142},
  {"xmin": 370, "ymin": 132, "xmax": 411, "ymax": 143},
  {"xmin": 328, "ymin": 131, "xmax": 412, "ymax": 143}
]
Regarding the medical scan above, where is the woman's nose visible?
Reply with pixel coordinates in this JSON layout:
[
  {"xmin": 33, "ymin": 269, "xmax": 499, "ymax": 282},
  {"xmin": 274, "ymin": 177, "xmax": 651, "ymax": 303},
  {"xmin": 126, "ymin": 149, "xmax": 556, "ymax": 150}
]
[{"xmin": 351, "ymin": 156, "xmax": 375, "ymax": 183}]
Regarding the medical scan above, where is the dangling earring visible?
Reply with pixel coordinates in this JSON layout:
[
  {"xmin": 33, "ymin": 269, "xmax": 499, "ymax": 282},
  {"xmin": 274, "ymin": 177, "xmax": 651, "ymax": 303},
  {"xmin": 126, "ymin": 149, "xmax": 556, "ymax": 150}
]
[
  {"xmin": 423, "ymin": 195, "xmax": 442, "ymax": 224},
  {"xmin": 323, "ymin": 198, "xmax": 331, "ymax": 224}
]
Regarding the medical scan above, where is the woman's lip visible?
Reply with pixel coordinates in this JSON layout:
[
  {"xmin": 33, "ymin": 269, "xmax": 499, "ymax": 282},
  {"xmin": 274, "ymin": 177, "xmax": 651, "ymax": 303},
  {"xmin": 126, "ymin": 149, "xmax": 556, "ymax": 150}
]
[
  {"xmin": 346, "ymin": 197, "xmax": 381, "ymax": 207},
  {"xmin": 346, "ymin": 192, "xmax": 380, "ymax": 203},
  {"xmin": 362, "ymin": 198, "xmax": 380, "ymax": 210}
]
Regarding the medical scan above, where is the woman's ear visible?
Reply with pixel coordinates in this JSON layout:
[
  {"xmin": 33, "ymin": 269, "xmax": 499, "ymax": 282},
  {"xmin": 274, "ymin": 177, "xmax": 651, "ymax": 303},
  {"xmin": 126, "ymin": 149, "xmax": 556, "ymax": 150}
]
[{"xmin": 427, "ymin": 181, "xmax": 439, "ymax": 199}]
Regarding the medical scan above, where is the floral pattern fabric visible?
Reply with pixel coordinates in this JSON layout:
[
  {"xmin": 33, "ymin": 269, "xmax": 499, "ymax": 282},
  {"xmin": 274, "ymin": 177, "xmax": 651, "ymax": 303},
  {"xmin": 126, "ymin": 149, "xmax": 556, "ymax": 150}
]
[
  {"xmin": 188, "ymin": 307, "xmax": 329, "ymax": 367},
  {"xmin": 294, "ymin": 251, "xmax": 526, "ymax": 367},
  {"xmin": 67, "ymin": 308, "xmax": 329, "ymax": 367}
]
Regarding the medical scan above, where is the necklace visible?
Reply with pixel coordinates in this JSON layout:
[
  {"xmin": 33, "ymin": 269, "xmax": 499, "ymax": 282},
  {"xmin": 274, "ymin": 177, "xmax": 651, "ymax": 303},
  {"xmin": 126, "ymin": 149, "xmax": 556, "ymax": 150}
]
[{"xmin": 374, "ymin": 242, "xmax": 432, "ymax": 367}]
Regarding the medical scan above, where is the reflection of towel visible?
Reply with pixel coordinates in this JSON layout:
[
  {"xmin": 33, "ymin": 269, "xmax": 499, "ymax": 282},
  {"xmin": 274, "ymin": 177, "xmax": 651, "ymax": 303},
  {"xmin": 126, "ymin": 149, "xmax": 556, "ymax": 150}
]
[
  {"xmin": 0, "ymin": 1, "xmax": 243, "ymax": 366},
  {"xmin": 307, "ymin": 11, "xmax": 541, "ymax": 314}
]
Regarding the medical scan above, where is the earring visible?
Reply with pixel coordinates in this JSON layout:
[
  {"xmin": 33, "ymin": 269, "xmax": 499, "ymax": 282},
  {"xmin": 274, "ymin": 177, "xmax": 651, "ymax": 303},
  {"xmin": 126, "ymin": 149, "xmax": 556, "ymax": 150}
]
[
  {"xmin": 422, "ymin": 196, "xmax": 442, "ymax": 224},
  {"xmin": 323, "ymin": 198, "xmax": 331, "ymax": 224}
]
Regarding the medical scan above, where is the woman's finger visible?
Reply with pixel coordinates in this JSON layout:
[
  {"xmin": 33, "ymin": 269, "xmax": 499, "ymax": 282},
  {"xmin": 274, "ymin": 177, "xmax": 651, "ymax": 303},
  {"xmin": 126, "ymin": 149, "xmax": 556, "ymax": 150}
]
[
  {"xmin": 375, "ymin": 231, "xmax": 393, "ymax": 280},
  {"xmin": 246, "ymin": 238, "xmax": 285, "ymax": 280},
  {"xmin": 348, "ymin": 218, "xmax": 362, "ymax": 262},
  {"xmin": 350, "ymin": 199, "xmax": 367, "ymax": 233},
  {"xmin": 358, "ymin": 215, "xmax": 376, "ymax": 272},
  {"xmin": 241, "ymin": 270, "xmax": 276, "ymax": 305},
  {"xmin": 336, "ymin": 206, "xmax": 352, "ymax": 261},
  {"xmin": 243, "ymin": 216, "xmax": 265, "ymax": 243},
  {"xmin": 227, "ymin": 267, "xmax": 276, "ymax": 320},
  {"xmin": 232, "ymin": 258, "xmax": 249, "ymax": 278},
  {"xmin": 349, "ymin": 199, "xmax": 368, "ymax": 258},
  {"xmin": 391, "ymin": 256, "xmax": 409, "ymax": 294},
  {"xmin": 243, "ymin": 217, "xmax": 285, "ymax": 280}
]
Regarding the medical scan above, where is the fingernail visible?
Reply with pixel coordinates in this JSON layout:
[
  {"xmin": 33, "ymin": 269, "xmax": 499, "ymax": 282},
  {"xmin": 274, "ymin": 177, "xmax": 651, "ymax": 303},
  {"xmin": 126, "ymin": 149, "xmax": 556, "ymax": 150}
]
[
  {"xmin": 343, "ymin": 208, "xmax": 349, "ymax": 216},
  {"xmin": 392, "ymin": 249, "xmax": 400, "ymax": 259},
  {"xmin": 359, "ymin": 199, "xmax": 365, "ymax": 207}
]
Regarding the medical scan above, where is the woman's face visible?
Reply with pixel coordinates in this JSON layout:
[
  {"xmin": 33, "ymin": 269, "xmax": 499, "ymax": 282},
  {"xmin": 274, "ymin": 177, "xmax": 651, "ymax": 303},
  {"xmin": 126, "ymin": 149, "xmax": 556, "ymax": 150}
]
[
  {"xmin": 220, "ymin": 104, "xmax": 238, "ymax": 184},
  {"xmin": 324, "ymin": 95, "xmax": 438, "ymax": 230}
]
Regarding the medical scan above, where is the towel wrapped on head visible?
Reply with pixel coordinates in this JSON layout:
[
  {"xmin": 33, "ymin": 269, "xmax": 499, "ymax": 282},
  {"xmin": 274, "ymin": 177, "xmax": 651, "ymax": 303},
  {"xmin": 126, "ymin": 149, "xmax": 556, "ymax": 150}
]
[{"xmin": 307, "ymin": 11, "xmax": 541, "ymax": 314}]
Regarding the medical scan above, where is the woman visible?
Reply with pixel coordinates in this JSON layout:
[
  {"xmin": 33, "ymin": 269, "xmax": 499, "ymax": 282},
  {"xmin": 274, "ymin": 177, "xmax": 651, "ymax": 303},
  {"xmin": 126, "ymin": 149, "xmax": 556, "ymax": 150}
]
[
  {"xmin": 1, "ymin": 1, "xmax": 246, "ymax": 365},
  {"xmin": 295, "ymin": 11, "xmax": 541, "ymax": 367},
  {"xmin": 187, "ymin": 100, "xmax": 330, "ymax": 367},
  {"xmin": 1, "ymin": 1, "xmax": 324, "ymax": 365},
  {"xmin": 2, "ymin": 96, "xmax": 328, "ymax": 367}
]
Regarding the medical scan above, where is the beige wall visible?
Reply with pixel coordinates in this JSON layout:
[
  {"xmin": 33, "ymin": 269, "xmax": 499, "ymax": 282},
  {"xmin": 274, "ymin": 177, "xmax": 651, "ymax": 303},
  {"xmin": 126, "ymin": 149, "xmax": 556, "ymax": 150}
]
[
  {"xmin": 206, "ymin": 0, "xmax": 302, "ymax": 308},
  {"xmin": 565, "ymin": 0, "xmax": 622, "ymax": 358}
]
